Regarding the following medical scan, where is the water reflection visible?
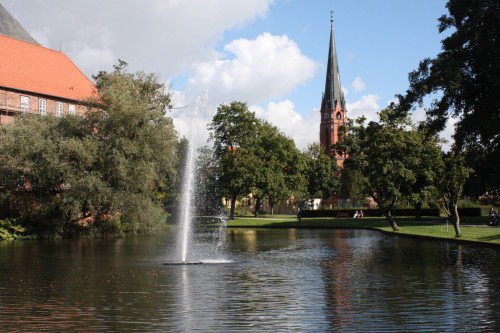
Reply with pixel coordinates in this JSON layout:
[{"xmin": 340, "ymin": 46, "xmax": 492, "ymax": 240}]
[{"xmin": 1, "ymin": 229, "xmax": 500, "ymax": 332}]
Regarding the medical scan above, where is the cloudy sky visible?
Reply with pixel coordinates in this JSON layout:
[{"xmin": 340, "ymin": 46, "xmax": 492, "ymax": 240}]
[{"xmin": 3, "ymin": 0, "xmax": 453, "ymax": 150}]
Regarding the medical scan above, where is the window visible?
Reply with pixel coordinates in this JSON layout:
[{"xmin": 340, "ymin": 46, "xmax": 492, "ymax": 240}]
[
  {"xmin": 336, "ymin": 112, "xmax": 341, "ymax": 119},
  {"xmin": 21, "ymin": 96, "xmax": 29, "ymax": 112},
  {"xmin": 69, "ymin": 104, "xmax": 75, "ymax": 115},
  {"xmin": 56, "ymin": 102, "xmax": 63, "ymax": 117},
  {"xmin": 39, "ymin": 99, "xmax": 47, "ymax": 115}
]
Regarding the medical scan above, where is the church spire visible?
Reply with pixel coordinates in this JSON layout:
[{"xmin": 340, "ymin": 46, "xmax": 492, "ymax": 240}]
[{"xmin": 323, "ymin": 11, "xmax": 345, "ymax": 111}]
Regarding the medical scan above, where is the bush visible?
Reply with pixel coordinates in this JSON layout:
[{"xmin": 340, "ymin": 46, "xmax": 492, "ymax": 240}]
[
  {"xmin": 301, "ymin": 208, "xmax": 440, "ymax": 218},
  {"xmin": 0, "ymin": 218, "xmax": 25, "ymax": 240}
]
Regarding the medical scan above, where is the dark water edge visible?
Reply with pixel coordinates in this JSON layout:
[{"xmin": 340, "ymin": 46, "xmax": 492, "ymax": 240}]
[{"xmin": 1, "ymin": 228, "xmax": 500, "ymax": 332}]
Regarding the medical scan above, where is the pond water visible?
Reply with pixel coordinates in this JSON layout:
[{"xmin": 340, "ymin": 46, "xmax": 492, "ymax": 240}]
[{"xmin": 1, "ymin": 228, "xmax": 500, "ymax": 332}]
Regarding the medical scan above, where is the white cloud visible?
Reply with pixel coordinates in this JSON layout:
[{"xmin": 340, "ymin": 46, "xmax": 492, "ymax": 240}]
[
  {"xmin": 342, "ymin": 86, "xmax": 349, "ymax": 96},
  {"xmin": 411, "ymin": 107, "xmax": 457, "ymax": 152},
  {"xmin": 351, "ymin": 76, "xmax": 366, "ymax": 92},
  {"xmin": 2, "ymin": 0, "xmax": 274, "ymax": 78},
  {"xmin": 70, "ymin": 47, "xmax": 116, "ymax": 79},
  {"xmin": 185, "ymin": 33, "xmax": 319, "ymax": 106},
  {"xmin": 439, "ymin": 117, "xmax": 458, "ymax": 151},
  {"xmin": 346, "ymin": 94, "xmax": 380, "ymax": 123},
  {"xmin": 410, "ymin": 106, "xmax": 427, "ymax": 124},
  {"xmin": 251, "ymin": 100, "xmax": 319, "ymax": 151}
]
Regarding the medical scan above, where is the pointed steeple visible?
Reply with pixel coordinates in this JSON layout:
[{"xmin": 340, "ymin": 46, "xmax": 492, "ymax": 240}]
[{"xmin": 322, "ymin": 12, "xmax": 345, "ymax": 111}]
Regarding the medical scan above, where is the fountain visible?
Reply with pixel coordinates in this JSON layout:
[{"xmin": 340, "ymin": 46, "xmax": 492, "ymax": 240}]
[{"xmin": 164, "ymin": 93, "xmax": 230, "ymax": 265}]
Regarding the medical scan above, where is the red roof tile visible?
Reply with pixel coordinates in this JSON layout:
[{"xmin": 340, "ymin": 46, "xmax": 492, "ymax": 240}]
[{"xmin": 0, "ymin": 34, "xmax": 96, "ymax": 101}]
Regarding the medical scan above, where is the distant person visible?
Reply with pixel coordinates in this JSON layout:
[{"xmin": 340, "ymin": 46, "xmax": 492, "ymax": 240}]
[
  {"xmin": 359, "ymin": 210, "xmax": 364, "ymax": 218},
  {"xmin": 353, "ymin": 210, "xmax": 359, "ymax": 218},
  {"xmin": 297, "ymin": 207, "xmax": 302, "ymax": 222},
  {"xmin": 489, "ymin": 207, "xmax": 498, "ymax": 226}
]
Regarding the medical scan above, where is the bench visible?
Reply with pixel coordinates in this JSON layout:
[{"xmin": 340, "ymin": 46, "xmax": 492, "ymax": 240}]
[{"xmin": 337, "ymin": 212, "xmax": 349, "ymax": 218}]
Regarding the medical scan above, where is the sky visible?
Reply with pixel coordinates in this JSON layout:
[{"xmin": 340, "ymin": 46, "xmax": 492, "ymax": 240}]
[{"xmin": 3, "ymin": 0, "xmax": 453, "ymax": 150}]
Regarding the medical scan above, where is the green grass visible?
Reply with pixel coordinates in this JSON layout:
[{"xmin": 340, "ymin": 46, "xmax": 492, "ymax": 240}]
[{"xmin": 224, "ymin": 216, "xmax": 500, "ymax": 245}]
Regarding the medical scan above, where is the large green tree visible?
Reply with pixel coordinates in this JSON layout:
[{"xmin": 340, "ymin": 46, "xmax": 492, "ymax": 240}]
[
  {"xmin": 250, "ymin": 121, "xmax": 305, "ymax": 216},
  {"xmin": 437, "ymin": 151, "xmax": 472, "ymax": 237},
  {"xmin": 209, "ymin": 101, "xmax": 305, "ymax": 218},
  {"xmin": 303, "ymin": 143, "xmax": 340, "ymax": 200},
  {"xmin": 209, "ymin": 101, "xmax": 259, "ymax": 219},
  {"xmin": 334, "ymin": 108, "xmax": 435, "ymax": 231},
  {"xmin": 0, "ymin": 61, "xmax": 178, "ymax": 237},
  {"xmin": 0, "ymin": 115, "xmax": 100, "ymax": 236},
  {"xmin": 397, "ymin": 0, "xmax": 500, "ymax": 190}
]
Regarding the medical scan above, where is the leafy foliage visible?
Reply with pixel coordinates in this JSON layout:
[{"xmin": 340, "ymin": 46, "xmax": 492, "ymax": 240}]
[
  {"xmin": 209, "ymin": 101, "xmax": 305, "ymax": 218},
  {"xmin": 397, "ymin": 0, "xmax": 500, "ymax": 190},
  {"xmin": 334, "ymin": 108, "xmax": 439, "ymax": 230},
  {"xmin": 436, "ymin": 151, "xmax": 472, "ymax": 237},
  {"xmin": 303, "ymin": 143, "xmax": 340, "ymax": 200},
  {"xmin": 0, "ymin": 61, "xmax": 178, "ymax": 237}
]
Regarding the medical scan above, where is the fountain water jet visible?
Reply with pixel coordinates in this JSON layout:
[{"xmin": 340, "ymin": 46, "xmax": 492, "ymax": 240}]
[{"xmin": 164, "ymin": 93, "xmax": 231, "ymax": 266}]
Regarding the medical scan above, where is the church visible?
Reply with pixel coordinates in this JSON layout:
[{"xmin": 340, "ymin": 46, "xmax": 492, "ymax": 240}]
[{"xmin": 319, "ymin": 14, "xmax": 348, "ymax": 167}]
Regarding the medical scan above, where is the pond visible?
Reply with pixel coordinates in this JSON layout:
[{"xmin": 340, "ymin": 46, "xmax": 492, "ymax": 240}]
[{"xmin": 1, "ymin": 228, "xmax": 500, "ymax": 332}]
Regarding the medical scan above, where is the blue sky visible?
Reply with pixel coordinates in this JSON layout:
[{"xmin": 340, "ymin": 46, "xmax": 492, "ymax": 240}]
[
  {"xmin": 217, "ymin": 0, "xmax": 449, "ymax": 116},
  {"xmin": 3, "ymin": 0, "xmax": 452, "ymax": 149}
]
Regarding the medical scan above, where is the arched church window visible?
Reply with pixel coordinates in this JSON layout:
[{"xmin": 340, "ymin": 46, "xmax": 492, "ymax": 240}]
[{"xmin": 336, "ymin": 112, "xmax": 341, "ymax": 119}]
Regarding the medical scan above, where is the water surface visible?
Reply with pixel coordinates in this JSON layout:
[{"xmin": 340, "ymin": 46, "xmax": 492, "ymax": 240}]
[{"xmin": 1, "ymin": 228, "xmax": 499, "ymax": 332}]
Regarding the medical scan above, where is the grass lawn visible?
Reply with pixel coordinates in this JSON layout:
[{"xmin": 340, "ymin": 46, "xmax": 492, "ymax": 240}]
[{"xmin": 224, "ymin": 215, "xmax": 500, "ymax": 246}]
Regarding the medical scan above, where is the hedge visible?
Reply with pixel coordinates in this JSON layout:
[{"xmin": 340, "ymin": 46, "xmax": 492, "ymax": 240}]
[
  {"xmin": 456, "ymin": 207, "xmax": 490, "ymax": 217},
  {"xmin": 301, "ymin": 208, "xmax": 440, "ymax": 218}
]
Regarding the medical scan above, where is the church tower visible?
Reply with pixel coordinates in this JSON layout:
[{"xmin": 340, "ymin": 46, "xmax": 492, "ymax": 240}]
[{"xmin": 320, "ymin": 13, "xmax": 347, "ymax": 166}]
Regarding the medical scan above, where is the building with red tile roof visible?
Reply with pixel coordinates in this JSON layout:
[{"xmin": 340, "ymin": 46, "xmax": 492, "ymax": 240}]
[{"xmin": 0, "ymin": 34, "xmax": 96, "ymax": 124}]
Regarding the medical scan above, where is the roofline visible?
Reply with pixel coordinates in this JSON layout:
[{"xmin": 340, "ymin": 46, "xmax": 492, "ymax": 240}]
[
  {"xmin": 0, "ymin": 34, "xmax": 96, "ymax": 87},
  {"xmin": 0, "ymin": 85, "xmax": 95, "ymax": 104}
]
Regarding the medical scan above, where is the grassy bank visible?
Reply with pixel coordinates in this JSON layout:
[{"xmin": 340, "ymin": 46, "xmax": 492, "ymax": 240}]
[{"xmin": 224, "ymin": 216, "xmax": 500, "ymax": 246}]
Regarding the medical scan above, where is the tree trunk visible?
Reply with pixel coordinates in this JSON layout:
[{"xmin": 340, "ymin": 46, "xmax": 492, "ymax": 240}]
[
  {"xmin": 374, "ymin": 197, "xmax": 399, "ymax": 231},
  {"xmin": 254, "ymin": 197, "xmax": 260, "ymax": 218},
  {"xmin": 452, "ymin": 203, "xmax": 462, "ymax": 237},
  {"xmin": 383, "ymin": 211, "xmax": 400, "ymax": 231},
  {"xmin": 414, "ymin": 201, "xmax": 422, "ymax": 220},
  {"xmin": 229, "ymin": 194, "xmax": 237, "ymax": 220}
]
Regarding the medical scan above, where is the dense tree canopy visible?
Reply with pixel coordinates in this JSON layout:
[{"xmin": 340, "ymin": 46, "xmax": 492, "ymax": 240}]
[
  {"xmin": 436, "ymin": 151, "xmax": 472, "ymax": 237},
  {"xmin": 209, "ymin": 101, "xmax": 259, "ymax": 219},
  {"xmin": 250, "ymin": 121, "xmax": 305, "ymax": 216},
  {"xmin": 397, "ymin": 0, "xmax": 500, "ymax": 190},
  {"xmin": 209, "ymin": 101, "xmax": 305, "ymax": 218},
  {"xmin": 334, "ymin": 108, "xmax": 439, "ymax": 231},
  {"xmin": 303, "ymin": 143, "xmax": 340, "ymax": 200},
  {"xmin": 0, "ymin": 62, "xmax": 178, "ymax": 237}
]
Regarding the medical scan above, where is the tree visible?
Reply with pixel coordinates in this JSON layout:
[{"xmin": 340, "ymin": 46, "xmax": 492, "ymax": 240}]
[
  {"xmin": 397, "ymin": 0, "xmax": 500, "ymax": 190},
  {"xmin": 250, "ymin": 121, "xmax": 305, "ymax": 216},
  {"xmin": 0, "ymin": 114, "xmax": 101, "ymax": 236},
  {"xmin": 334, "ymin": 108, "xmax": 431, "ymax": 231},
  {"xmin": 194, "ymin": 146, "xmax": 223, "ymax": 216},
  {"xmin": 88, "ymin": 61, "xmax": 178, "ymax": 233},
  {"xmin": 163, "ymin": 137, "xmax": 189, "ymax": 213},
  {"xmin": 406, "ymin": 130, "xmax": 442, "ymax": 220},
  {"xmin": 303, "ymin": 143, "xmax": 340, "ymax": 200},
  {"xmin": 0, "ymin": 61, "xmax": 178, "ymax": 237},
  {"xmin": 208, "ymin": 101, "xmax": 259, "ymax": 219},
  {"xmin": 209, "ymin": 102, "xmax": 305, "ymax": 218},
  {"xmin": 437, "ymin": 151, "xmax": 472, "ymax": 237}
]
